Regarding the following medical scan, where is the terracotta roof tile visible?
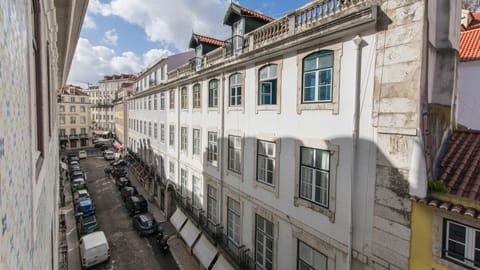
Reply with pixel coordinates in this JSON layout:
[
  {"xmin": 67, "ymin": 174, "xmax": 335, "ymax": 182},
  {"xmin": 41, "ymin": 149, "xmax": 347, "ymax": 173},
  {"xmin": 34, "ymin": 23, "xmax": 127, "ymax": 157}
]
[
  {"xmin": 460, "ymin": 28, "xmax": 480, "ymax": 61},
  {"xmin": 195, "ymin": 34, "xmax": 225, "ymax": 47},
  {"xmin": 438, "ymin": 130, "xmax": 480, "ymax": 201},
  {"xmin": 240, "ymin": 7, "xmax": 274, "ymax": 23},
  {"xmin": 412, "ymin": 196, "xmax": 480, "ymax": 219}
]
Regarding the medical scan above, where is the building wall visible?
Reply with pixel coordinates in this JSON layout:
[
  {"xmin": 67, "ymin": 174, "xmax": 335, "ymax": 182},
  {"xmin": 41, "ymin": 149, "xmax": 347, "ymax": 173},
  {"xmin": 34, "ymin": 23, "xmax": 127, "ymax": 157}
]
[
  {"xmin": 457, "ymin": 60, "xmax": 480, "ymax": 129},
  {"xmin": 58, "ymin": 92, "xmax": 91, "ymax": 148}
]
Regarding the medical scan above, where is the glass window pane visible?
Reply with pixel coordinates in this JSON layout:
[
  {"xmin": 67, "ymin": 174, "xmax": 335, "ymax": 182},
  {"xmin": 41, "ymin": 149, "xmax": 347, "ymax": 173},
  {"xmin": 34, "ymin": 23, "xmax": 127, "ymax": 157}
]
[
  {"xmin": 318, "ymin": 53, "xmax": 333, "ymax": 68},
  {"xmin": 301, "ymin": 148, "xmax": 314, "ymax": 167},
  {"xmin": 448, "ymin": 240, "xmax": 465, "ymax": 259},
  {"xmin": 316, "ymin": 150, "xmax": 330, "ymax": 170},
  {"xmin": 304, "ymin": 57, "xmax": 317, "ymax": 71},
  {"xmin": 449, "ymin": 223, "xmax": 466, "ymax": 243}
]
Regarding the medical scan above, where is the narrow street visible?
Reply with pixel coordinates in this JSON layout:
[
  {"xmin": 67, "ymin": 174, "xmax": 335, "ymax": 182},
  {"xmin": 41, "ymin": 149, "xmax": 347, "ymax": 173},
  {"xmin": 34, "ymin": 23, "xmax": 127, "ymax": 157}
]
[{"xmin": 77, "ymin": 152, "xmax": 179, "ymax": 270}]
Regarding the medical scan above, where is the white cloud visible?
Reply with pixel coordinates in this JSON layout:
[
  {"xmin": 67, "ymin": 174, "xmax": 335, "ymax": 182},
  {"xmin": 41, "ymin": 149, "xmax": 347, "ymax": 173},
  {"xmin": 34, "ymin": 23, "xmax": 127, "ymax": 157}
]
[
  {"xmin": 83, "ymin": 13, "xmax": 96, "ymax": 29},
  {"xmin": 88, "ymin": 0, "xmax": 231, "ymax": 50},
  {"xmin": 103, "ymin": 29, "xmax": 119, "ymax": 46},
  {"xmin": 68, "ymin": 38, "xmax": 172, "ymax": 86}
]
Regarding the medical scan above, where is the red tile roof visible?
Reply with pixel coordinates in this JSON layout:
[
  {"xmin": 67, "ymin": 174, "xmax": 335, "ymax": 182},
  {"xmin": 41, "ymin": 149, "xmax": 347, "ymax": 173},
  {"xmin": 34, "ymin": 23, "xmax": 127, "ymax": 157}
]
[
  {"xmin": 240, "ymin": 7, "xmax": 274, "ymax": 23},
  {"xmin": 61, "ymin": 85, "xmax": 89, "ymax": 96},
  {"xmin": 438, "ymin": 130, "xmax": 480, "ymax": 200},
  {"xmin": 411, "ymin": 196, "xmax": 480, "ymax": 219},
  {"xmin": 194, "ymin": 34, "xmax": 225, "ymax": 47},
  {"xmin": 460, "ymin": 28, "xmax": 480, "ymax": 61}
]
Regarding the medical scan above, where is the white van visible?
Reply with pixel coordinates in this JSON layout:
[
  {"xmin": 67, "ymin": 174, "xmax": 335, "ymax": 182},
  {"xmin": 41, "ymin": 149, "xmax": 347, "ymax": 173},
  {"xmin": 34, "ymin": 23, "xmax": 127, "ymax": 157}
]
[
  {"xmin": 78, "ymin": 150, "xmax": 87, "ymax": 159},
  {"xmin": 79, "ymin": 231, "xmax": 110, "ymax": 269}
]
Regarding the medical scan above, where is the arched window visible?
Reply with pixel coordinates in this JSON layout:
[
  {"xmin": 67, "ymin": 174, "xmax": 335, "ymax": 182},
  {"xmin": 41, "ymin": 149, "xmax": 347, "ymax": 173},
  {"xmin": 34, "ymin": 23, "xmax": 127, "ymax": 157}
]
[
  {"xmin": 302, "ymin": 50, "xmax": 333, "ymax": 103},
  {"xmin": 229, "ymin": 73, "xmax": 242, "ymax": 106},
  {"xmin": 193, "ymin": 83, "xmax": 201, "ymax": 109},
  {"xmin": 258, "ymin": 64, "xmax": 278, "ymax": 105},
  {"xmin": 208, "ymin": 79, "xmax": 219, "ymax": 108}
]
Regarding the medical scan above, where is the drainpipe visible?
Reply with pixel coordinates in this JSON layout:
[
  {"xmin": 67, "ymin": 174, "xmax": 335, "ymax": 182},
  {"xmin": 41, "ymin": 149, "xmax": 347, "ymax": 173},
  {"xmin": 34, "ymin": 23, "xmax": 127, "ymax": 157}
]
[
  {"xmin": 348, "ymin": 35, "xmax": 363, "ymax": 270},
  {"xmin": 220, "ymin": 72, "xmax": 225, "ymax": 225}
]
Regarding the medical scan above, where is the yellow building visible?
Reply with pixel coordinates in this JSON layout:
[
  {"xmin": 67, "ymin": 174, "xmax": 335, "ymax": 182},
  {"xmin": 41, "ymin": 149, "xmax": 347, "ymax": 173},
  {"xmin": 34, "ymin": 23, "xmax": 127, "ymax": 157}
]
[
  {"xmin": 410, "ymin": 130, "xmax": 480, "ymax": 269},
  {"xmin": 58, "ymin": 85, "xmax": 91, "ymax": 149}
]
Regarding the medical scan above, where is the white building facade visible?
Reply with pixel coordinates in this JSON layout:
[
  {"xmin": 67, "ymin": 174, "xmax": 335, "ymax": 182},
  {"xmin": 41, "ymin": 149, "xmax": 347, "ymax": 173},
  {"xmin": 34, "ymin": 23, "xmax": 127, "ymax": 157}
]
[{"xmin": 126, "ymin": 1, "xmax": 460, "ymax": 269}]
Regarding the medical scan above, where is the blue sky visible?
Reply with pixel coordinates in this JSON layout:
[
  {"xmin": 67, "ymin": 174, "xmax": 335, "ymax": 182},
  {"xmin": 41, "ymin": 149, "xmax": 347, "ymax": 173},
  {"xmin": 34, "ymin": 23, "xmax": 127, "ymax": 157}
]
[{"xmin": 67, "ymin": 0, "xmax": 312, "ymax": 87}]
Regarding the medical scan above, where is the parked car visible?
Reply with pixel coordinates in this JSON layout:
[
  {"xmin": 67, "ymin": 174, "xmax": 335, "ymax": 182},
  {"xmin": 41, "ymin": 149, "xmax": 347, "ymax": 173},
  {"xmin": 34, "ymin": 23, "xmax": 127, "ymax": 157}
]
[
  {"xmin": 111, "ymin": 168, "xmax": 127, "ymax": 178},
  {"xmin": 68, "ymin": 155, "xmax": 79, "ymax": 162},
  {"xmin": 125, "ymin": 195, "xmax": 148, "ymax": 216},
  {"xmin": 79, "ymin": 231, "xmax": 110, "ymax": 269},
  {"xmin": 70, "ymin": 170, "xmax": 84, "ymax": 180},
  {"xmin": 78, "ymin": 150, "xmax": 87, "ymax": 159},
  {"xmin": 71, "ymin": 178, "xmax": 87, "ymax": 193},
  {"xmin": 75, "ymin": 198, "xmax": 96, "ymax": 218},
  {"xmin": 73, "ymin": 189, "xmax": 90, "ymax": 204},
  {"xmin": 69, "ymin": 160, "xmax": 79, "ymax": 168},
  {"xmin": 94, "ymin": 142, "xmax": 105, "ymax": 148},
  {"xmin": 103, "ymin": 150, "xmax": 115, "ymax": 161},
  {"xmin": 120, "ymin": 186, "xmax": 138, "ymax": 202},
  {"xmin": 111, "ymin": 159, "xmax": 128, "ymax": 167},
  {"xmin": 115, "ymin": 177, "xmax": 131, "ymax": 190},
  {"xmin": 132, "ymin": 213, "xmax": 158, "ymax": 236},
  {"xmin": 70, "ymin": 165, "xmax": 81, "ymax": 173},
  {"xmin": 77, "ymin": 215, "xmax": 99, "ymax": 237}
]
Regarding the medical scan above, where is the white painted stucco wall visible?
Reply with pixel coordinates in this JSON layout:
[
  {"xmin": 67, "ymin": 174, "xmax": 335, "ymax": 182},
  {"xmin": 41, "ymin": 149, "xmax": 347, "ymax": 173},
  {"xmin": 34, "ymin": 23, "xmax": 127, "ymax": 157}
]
[{"xmin": 457, "ymin": 60, "xmax": 480, "ymax": 129}]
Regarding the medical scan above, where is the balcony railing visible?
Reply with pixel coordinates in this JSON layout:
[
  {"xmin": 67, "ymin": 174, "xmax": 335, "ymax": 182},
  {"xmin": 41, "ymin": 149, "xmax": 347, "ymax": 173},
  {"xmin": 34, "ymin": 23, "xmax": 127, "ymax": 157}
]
[
  {"xmin": 69, "ymin": 134, "xmax": 79, "ymax": 140},
  {"xmin": 59, "ymin": 135, "xmax": 68, "ymax": 141},
  {"xmin": 79, "ymin": 133, "xmax": 88, "ymax": 139},
  {"xmin": 224, "ymin": 35, "xmax": 245, "ymax": 57},
  {"xmin": 174, "ymin": 192, "xmax": 255, "ymax": 269},
  {"xmin": 189, "ymin": 57, "xmax": 204, "ymax": 71}
]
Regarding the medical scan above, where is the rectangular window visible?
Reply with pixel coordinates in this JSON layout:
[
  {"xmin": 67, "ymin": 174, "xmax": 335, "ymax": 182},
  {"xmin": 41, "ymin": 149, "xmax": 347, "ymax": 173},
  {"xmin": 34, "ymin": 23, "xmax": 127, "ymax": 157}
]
[
  {"xmin": 154, "ymin": 94, "xmax": 158, "ymax": 110},
  {"xmin": 181, "ymin": 127, "xmax": 188, "ymax": 152},
  {"xmin": 207, "ymin": 185, "xmax": 217, "ymax": 224},
  {"xmin": 259, "ymin": 65, "xmax": 277, "ymax": 105},
  {"xmin": 148, "ymin": 96, "xmax": 152, "ymax": 110},
  {"xmin": 228, "ymin": 135, "xmax": 242, "ymax": 173},
  {"xmin": 169, "ymin": 161, "xmax": 175, "ymax": 181},
  {"xmin": 299, "ymin": 147, "xmax": 330, "ymax": 208},
  {"xmin": 60, "ymin": 117, "xmax": 65, "ymax": 125},
  {"xmin": 80, "ymin": 97, "xmax": 86, "ymax": 103},
  {"xmin": 297, "ymin": 240, "xmax": 327, "ymax": 270},
  {"xmin": 160, "ymin": 123, "xmax": 165, "ymax": 143},
  {"xmin": 70, "ymin": 97, "xmax": 75, "ymax": 103},
  {"xmin": 160, "ymin": 93, "xmax": 165, "ymax": 110},
  {"xmin": 149, "ymin": 122, "xmax": 152, "ymax": 137},
  {"xmin": 229, "ymin": 74, "xmax": 242, "ymax": 106},
  {"xmin": 192, "ymin": 128, "xmax": 200, "ymax": 156},
  {"xmin": 180, "ymin": 169, "xmax": 188, "ymax": 197},
  {"xmin": 257, "ymin": 140, "xmax": 276, "ymax": 186},
  {"xmin": 70, "ymin": 106, "xmax": 75, "ymax": 112},
  {"xmin": 255, "ymin": 215, "xmax": 274, "ymax": 270},
  {"xmin": 154, "ymin": 123, "xmax": 158, "ymax": 139},
  {"xmin": 192, "ymin": 175, "xmax": 201, "ymax": 209},
  {"xmin": 70, "ymin": 128, "xmax": 76, "ymax": 135},
  {"xmin": 70, "ymin": 116, "xmax": 76, "ymax": 124},
  {"xmin": 193, "ymin": 84, "xmax": 201, "ymax": 109},
  {"xmin": 443, "ymin": 220, "xmax": 480, "ymax": 268},
  {"xmin": 181, "ymin": 87, "xmax": 188, "ymax": 109},
  {"xmin": 59, "ymin": 105, "xmax": 65, "ymax": 112},
  {"xmin": 80, "ymin": 106, "xmax": 85, "ymax": 112},
  {"xmin": 227, "ymin": 197, "xmax": 241, "ymax": 246},
  {"xmin": 208, "ymin": 80, "xmax": 218, "ymax": 108},
  {"xmin": 144, "ymin": 120, "xmax": 147, "ymax": 135},
  {"xmin": 207, "ymin": 132, "xmax": 218, "ymax": 166},
  {"xmin": 169, "ymin": 90, "xmax": 175, "ymax": 109},
  {"xmin": 169, "ymin": 125, "xmax": 175, "ymax": 146},
  {"xmin": 80, "ymin": 128, "xmax": 86, "ymax": 134},
  {"xmin": 302, "ymin": 51, "xmax": 333, "ymax": 103},
  {"xmin": 80, "ymin": 116, "xmax": 86, "ymax": 124}
]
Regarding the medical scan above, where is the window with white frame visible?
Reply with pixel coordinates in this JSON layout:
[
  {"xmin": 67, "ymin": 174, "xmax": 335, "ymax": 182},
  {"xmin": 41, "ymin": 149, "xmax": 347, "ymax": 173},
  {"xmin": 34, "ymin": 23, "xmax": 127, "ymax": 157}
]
[
  {"xmin": 80, "ymin": 106, "xmax": 85, "ymax": 112},
  {"xmin": 160, "ymin": 93, "xmax": 165, "ymax": 110},
  {"xmin": 181, "ymin": 127, "xmax": 188, "ymax": 152},
  {"xmin": 297, "ymin": 240, "xmax": 327, "ymax": 270},
  {"xmin": 70, "ymin": 105, "xmax": 75, "ymax": 112},
  {"xmin": 70, "ymin": 97, "xmax": 75, "ymax": 103},
  {"xmin": 148, "ymin": 96, "xmax": 152, "ymax": 110},
  {"xmin": 208, "ymin": 79, "xmax": 218, "ymax": 108},
  {"xmin": 229, "ymin": 73, "xmax": 242, "ymax": 106},
  {"xmin": 169, "ymin": 90, "xmax": 175, "ymax": 109},
  {"xmin": 60, "ymin": 116, "xmax": 65, "ymax": 124},
  {"xmin": 169, "ymin": 161, "xmax": 175, "ymax": 181},
  {"xmin": 227, "ymin": 197, "xmax": 241, "ymax": 246},
  {"xmin": 257, "ymin": 140, "xmax": 275, "ymax": 186},
  {"xmin": 80, "ymin": 116, "xmax": 86, "ymax": 124},
  {"xmin": 169, "ymin": 124, "xmax": 175, "ymax": 146},
  {"xmin": 192, "ymin": 128, "xmax": 200, "ymax": 157},
  {"xmin": 228, "ymin": 135, "xmax": 242, "ymax": 173},
  {"xmin": 302, "ymin": 51, "xmax": 333, "ymax": 103},
  {"xmin": 154, "ymin": 123, "xmax": 158, "ymax": 139},
  {"xmin": 207, "ymin": 185, "xmax": 217, "ymax": 224},
  {"xmin": 443, "ymin": 219, "xmax": 480, "ymax": 268},
  {"xmin": 180, "ymin": 169, "xmax": 188, "ymax": 197},
  {"xmin": 144, "ymin": 120, "xmax": 147, "ymax": 135},
  {"xmin": 207, "ymin": 132, "xmax": 218, "ymax": 166},
  {"xmin": 255, "ymin": 215, "xmax": 274, "ymax": 270},
  {"xmin": 299, "ymin": 147, "xmax": 330, "ymax": 208},
  {"xmin": 181, "ymin": 87, "xmax": 188, "ymax": 109},
  {"xmin": 192, "ymin": 175, "xmax": 201, "ymax": 209},
  {"xmin": 154, "ymin": 94, "xmax": 158, "ymax": 110},
  {"xmin": 149, "ymin": 122, "xmax": 152, "ymax": 137},
  {"xmin": 143, "ymin": 97, "xmax": 146, "ymax": 110},
  {"xmin": 59, "ymin": 105, "xmax": 65, "ymax": 112},
  {"xmin": 70, "ymin": 116, "xmax": 76, "ymax": 124},
  {"xmin": 258, "ymin": 65, "xmax": 277, "ymax": 105},
  {"xmin": 193, "ymin": 83, "xmax": 201, "ymax": 109},
  {"xmin": 160, "ymin": 123, "xmax": 165, "ymax": 143}
]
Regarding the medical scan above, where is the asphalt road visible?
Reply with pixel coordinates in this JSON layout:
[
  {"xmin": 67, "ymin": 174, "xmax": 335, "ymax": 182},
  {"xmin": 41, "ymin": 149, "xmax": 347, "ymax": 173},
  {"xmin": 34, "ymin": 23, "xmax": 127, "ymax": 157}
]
[{"xmin": 79, "ymin": 153, "xmax": 179, "ymax": 270}]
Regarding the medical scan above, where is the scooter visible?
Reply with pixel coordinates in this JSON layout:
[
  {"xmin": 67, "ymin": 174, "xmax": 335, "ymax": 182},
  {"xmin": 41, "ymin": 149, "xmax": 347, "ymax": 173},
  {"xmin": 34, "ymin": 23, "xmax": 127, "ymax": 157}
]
[{"xmin": 156, "ymin": 227, "xmax": 170, "ymax": 254}]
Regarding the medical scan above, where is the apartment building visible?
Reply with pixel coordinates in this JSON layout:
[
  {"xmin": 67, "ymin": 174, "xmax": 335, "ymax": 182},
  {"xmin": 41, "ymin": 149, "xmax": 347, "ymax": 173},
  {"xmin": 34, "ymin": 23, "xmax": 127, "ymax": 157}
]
[
  {"xmin": 125, "ymin": 1, "xmax": 460, "ymax": 269},
  {"xmin": 0, "ymin": 0, "xmax": 87, "ymax": 269},
  {"xmin": 58, "ymin": 85, "xmax": 91, "ymax": 149},
  {"xmin": 91, "ymin": 74, "xmax": 135, "ymax": 136},
  {"xmin": 113, "ymin": 82, "xmax": 134, "ymax": 149}
]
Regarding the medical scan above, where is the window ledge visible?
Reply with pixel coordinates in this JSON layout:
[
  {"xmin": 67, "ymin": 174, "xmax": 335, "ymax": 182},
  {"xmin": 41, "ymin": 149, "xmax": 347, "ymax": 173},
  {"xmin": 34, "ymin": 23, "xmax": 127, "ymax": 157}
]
[
  {"xmin": 254, "ymin": 180, "xmax": 276, "ymax": 194},
  {"xmin": 207, "ymin": 107, "xmax": 219, "ymax": 112},
  {"xmin": 296, "ymin": 102, "xmax": 338, "ymax": 114},
  {"xmin": 192, "ymin": 108, "xmax": 202, "ymax": 111},
  {"xmin": 256, "ymin": 105, "xmax": 279, "ymax": 113},
  {"xmin": 294, "ymin": 196, "xmax": 335, "ymax": 222}
]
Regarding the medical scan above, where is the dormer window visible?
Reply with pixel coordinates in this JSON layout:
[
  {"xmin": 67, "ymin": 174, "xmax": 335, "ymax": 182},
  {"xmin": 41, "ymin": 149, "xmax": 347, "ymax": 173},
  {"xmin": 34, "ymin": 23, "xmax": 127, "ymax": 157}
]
[{"xmin": 232, "ymin": 20, "xmax": 244, "ymax": 53}]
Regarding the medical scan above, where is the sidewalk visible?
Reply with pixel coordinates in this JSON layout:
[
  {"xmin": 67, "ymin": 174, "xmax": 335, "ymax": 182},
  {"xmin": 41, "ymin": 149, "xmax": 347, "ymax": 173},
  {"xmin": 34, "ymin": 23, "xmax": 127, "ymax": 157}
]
[
  {"xmin": 62, "ymin": 177, "xmax": 82, "ymax": 270},
  {"xmin": 125, "ymin": 168, "xmax": 201, "ymax": 270}
]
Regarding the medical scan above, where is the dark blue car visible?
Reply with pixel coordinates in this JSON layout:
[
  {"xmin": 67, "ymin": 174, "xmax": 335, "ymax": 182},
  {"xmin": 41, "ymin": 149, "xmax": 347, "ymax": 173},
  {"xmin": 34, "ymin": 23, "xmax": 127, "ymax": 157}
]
[{"xmin": 76, "ymin": 199, "xmax": 96, "ymax": 218}]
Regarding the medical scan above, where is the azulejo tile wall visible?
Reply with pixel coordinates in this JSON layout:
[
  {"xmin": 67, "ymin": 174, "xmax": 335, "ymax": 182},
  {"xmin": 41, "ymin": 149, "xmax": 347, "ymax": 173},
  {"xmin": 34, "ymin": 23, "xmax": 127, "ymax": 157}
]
[{"xmin": 1, "ymin": 1, "xmax": 34, "ymax": 269}]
